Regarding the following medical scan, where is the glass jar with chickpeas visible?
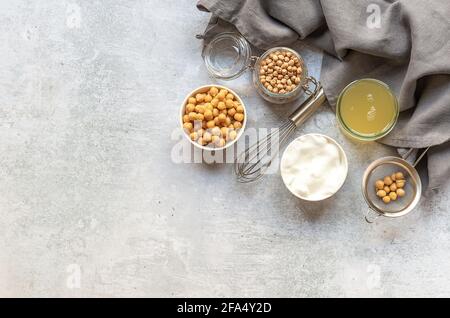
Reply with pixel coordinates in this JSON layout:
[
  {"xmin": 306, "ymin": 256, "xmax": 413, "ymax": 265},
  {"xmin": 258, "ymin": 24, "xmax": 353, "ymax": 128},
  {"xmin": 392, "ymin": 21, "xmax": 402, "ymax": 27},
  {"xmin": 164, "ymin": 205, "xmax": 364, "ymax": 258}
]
[
  {"xmin": 252, "ymin": 47, "xmax": 308, "ymax": 104},
  {"xmin": 201, "ymin": 33, "xmax": 316, "ymax": 104}
]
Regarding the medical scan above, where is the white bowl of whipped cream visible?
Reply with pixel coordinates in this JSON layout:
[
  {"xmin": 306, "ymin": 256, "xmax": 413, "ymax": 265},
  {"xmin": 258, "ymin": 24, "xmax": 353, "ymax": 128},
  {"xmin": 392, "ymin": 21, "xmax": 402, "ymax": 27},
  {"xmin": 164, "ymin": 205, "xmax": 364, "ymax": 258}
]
[{"xmin": 280, "ymin": 133, "xmax": 348, "ymax": 201}]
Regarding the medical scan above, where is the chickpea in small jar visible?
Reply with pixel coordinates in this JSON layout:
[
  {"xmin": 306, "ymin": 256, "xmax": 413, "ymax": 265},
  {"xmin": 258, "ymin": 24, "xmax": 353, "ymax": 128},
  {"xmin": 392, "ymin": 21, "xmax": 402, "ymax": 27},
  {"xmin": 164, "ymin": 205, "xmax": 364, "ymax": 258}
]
[
  {"xmin": 183, "ymin": 86, "xmax": 245, "ymax": 148},
  {"xmin": 259, "ymin": 49, "xmax": 303, "ymax": 95}
]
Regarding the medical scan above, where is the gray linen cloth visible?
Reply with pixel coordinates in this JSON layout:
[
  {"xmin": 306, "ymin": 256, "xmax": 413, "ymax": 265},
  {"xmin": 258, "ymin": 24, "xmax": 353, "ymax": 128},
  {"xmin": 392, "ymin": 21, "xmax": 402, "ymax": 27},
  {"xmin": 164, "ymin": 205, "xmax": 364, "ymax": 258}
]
[{"xmin": 197, "ymin": 0, "xmax": 450, "ymax": 191}]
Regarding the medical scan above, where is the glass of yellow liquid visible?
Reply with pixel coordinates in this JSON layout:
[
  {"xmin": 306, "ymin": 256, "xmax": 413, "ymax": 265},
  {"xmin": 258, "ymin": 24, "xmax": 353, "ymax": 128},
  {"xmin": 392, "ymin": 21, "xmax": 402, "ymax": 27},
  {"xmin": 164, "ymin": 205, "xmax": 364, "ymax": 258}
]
[{"xmin": 336, "ymin": 79, "xmax": 399, "ymax": 141}]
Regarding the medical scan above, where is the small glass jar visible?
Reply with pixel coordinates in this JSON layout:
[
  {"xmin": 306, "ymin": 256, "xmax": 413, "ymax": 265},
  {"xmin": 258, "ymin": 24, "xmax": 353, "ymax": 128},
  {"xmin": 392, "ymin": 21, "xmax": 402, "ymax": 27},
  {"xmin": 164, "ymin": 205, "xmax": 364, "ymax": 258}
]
[
  {"xmin": 252, "ymin": 47, "xmax": 308, "ymax": 104},
  {"xmin": 336, "ymin": 79, "xmax": 399, "ymax": 141},
  {"xmin": 202, "ymin": 32, "xmax": 252, "ymax": 80},
  {"xmin": 202, "ymin": 32, "xmax": 310, "ymax": 104}
]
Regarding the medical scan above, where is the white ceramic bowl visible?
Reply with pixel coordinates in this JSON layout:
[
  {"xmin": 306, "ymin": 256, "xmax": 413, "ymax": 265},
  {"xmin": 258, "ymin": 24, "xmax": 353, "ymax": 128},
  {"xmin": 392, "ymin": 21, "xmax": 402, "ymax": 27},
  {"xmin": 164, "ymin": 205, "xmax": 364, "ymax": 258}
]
[
  {"xmin": 180, "ymin": 84, "xmax": 247, "ymax": 151},
  {"xmin": 280, "ymin": 133, "xmax": 348, "ymax": 201}
]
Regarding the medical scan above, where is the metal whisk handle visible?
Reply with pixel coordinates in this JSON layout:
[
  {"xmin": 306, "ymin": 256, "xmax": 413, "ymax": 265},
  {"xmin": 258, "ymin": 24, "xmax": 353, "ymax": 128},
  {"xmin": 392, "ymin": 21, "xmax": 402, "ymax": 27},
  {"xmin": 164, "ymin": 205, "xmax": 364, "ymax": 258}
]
[{"xmin": 290, "ymin": 80, "xmax": 326, "ymax": 126}]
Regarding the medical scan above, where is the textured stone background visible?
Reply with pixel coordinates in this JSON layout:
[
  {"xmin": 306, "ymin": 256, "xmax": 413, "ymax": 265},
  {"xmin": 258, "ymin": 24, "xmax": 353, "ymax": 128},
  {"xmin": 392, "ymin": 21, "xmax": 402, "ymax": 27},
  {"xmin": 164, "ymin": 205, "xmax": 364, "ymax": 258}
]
[{"xmin": 0, "ymin": 0, "xmax": 449, "ymax": 297}]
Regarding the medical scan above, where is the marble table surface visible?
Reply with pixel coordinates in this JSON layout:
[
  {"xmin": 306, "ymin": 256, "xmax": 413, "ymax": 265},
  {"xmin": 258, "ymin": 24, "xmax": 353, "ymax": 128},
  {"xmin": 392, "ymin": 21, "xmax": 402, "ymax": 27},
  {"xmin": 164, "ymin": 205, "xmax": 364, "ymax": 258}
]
[{"xmin": 0, "ymin": 0, "xmax": 449, "ymax": 297}]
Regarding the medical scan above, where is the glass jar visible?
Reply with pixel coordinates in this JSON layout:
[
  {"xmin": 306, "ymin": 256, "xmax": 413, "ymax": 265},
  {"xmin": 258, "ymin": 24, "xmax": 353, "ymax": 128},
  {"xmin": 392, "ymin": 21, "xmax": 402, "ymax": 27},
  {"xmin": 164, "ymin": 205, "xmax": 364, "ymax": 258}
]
[
  {"xmin": 252, "ymin": 47, "xmax": 308, "ymax": 104},
  {"xmin": 202, "ymin": 32, "xmax": 310, "ymax": 104},
  {"xmin": 202, "ymin": 32, "xmax": 252, "ymax": 80},
  {"xmin": 336, "ymin": 79, "xmax": 399, "ymax": 141}
]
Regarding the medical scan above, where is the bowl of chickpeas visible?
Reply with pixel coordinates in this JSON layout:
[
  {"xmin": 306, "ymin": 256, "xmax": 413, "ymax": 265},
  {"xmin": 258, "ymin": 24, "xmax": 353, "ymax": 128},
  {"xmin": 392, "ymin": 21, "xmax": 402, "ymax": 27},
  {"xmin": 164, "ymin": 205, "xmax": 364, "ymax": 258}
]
[{"xmin": 180, "ymin": 85, "xmax": 247, "ymax": 151}]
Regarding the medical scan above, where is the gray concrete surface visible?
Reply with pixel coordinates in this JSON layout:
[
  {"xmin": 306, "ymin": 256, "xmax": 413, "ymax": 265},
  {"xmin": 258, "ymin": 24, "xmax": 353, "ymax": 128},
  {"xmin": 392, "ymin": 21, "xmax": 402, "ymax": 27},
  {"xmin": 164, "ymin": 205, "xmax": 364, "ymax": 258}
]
[{"xmin": 0, "ymin": 0, "xmax": 449, "ymax": 297}]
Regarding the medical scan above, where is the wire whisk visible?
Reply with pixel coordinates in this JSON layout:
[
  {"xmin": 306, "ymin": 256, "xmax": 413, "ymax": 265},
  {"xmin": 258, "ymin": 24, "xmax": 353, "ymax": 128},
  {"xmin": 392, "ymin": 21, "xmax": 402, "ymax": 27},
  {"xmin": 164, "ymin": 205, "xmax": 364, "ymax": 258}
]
[{"xmin": 235, "ymin": 77, "xmax": 326, "ymax": 183}]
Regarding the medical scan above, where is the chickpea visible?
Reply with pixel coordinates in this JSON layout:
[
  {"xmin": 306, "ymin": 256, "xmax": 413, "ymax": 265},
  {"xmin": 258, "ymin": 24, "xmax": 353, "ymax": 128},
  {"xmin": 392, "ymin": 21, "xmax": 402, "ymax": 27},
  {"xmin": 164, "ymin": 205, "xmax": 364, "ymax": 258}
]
[
  {"xmin": 390, "ymin": 183, "xmax": 397, "ymax": 192},
  {"xmin": 217, "ymin": 101, "xmax": 226, "ymax": 110},
  {"xmin": 220, "ymin": 109, "xmax": 227, "ymax": 115},
  {"xmin": 214, "ymin": 117, "xmax": 220, "ymax": 126},
  {"xmin": 195, "ymin": 93, "xmax": 205, "ymax": 103},
  {"xmin": 383, "ymin": 176, "xmax": 393, "ymax": 186},
  {"xmin": 188, "ymin": 97, "xmax": 197, "ymax": 105},
  {"xmin": 186, "ymin": 103, "xmax": 195, "ymax": 113},
  {"xmin": 206, "ymin": 120, "xmax": 215, "ymax": 129},
  {"xmin": 395, "ymin": 172, "xmax": 404, "ymax": 180},
  {"xmin": 236, "ymin": 105, "xmax": 244, "ymax": 113},
  {"xmin": 396, "ymin": 188, "xmax": 406, "ymax": 197},
  {"xmin": 220, "ymin": 127, "xmax": 228, "ymax": 138},
  {"xmin": 183, "ymin": 114, "xmax": 190, "ymax": 123},
  {"xmin": 389, "ymin": 192, "xmax": 397, "ymax": 201},
  {"xmin": 217, "ymin": 138, "xmax": 226, "ymax": 147},
  {"xmin": 233, "ymin": 121, "xmax": 242, "ymax": 129},
  {"xmin": 196, "ymin": 113, "xmax": 204, "ymax": 121},
  {"xmin": 188, "ymin": 112, "xmax": 197, "ymax": 121},
  {"xmin": 224, "ymin": 117, "xmax": 232, "ymax": 126},
  {"xmin": 384, "ymin": 186, "xmax": 390, "ymax": 193},
  {"xmin": 217, "ymin": 91, "xmax": 226, "ymax": 100},
  {"xmin": 218, "ymin": 113, "xmax": 227, "ymax": 122},
  {"xmin": 195, "ymin": 105, "xmax": 205, "ymax": 114},
  {"xmin": 225, "ymin": 99, "xmax": 234, "ymax": 108},
  {"xmin": 204, "ymin": 103, "xmax": 213, "ymax": 111},
  {"xmin": 209, "ymin": 87, "xmax": 218, "ymax": 96},
  {"xmin": 197, "ymin": 137, "xmax": 205, "ymax": 145},
  {"xmin": 204, "ymin": 94, "xmax": 213, "ymax": 103},
  {"xmin": 183, "ymin": 122, "xmax": 193, "ymax": 132},
  {"xmin": 382, "ymin": 196, "xmax": 391, "ymax": 204},
  {"xmin": 375, "ymin": 180, "xmax": 384, "ymax": 190},
  {"xmin": 377, "ymin": 190, "xmax": 387, "ymax": 198},
  {"xmin": 211, "ymin": 98, "xmax": 219, "ymax": 107},
  {"xmin": 390, "ymin": 173, "xmax": 397, "ymax": 181},
  {"xmin": 203, "ymin": 132, "xmax": 212, "ymax": 143},
  {"xmin": 211, "ymin": 127, "xmax": 221, "ymax": 136},
  {"xmin": 234, "ymin": 113, "xmax": 244, "ymax": 122},
  {"xmin": 211, "ymin": 135, "xmax": 219, "ymax": 144},
  {"xmin": 228, "ymin": 124, "xmax": 234, "ymax": 129},
  {"xmin": 190, "ymin": 132, "xmax": 198, "ymax": 141},
  {"xmin": 212, "ymin": 108, "xmax": 219, "ymax": 117},
  {"xmin": 204, "ymin": 110, "xmax": 213, "ymax": 121},
  {"xmin": 396, "ymin": 180, "xmax": 405, "ymax": 188},
  {"xmin": 228, "ymin": 108, "xmax": 236, "ymax": 117},
  {"xmin": 226, "ymin": 93, "xmax": 234, "ymax": 100},
  {"xmin": 229, "ymin": 130, "xmax": 237, "ymax": 140}
]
